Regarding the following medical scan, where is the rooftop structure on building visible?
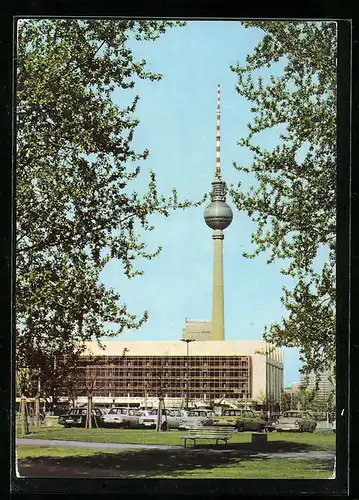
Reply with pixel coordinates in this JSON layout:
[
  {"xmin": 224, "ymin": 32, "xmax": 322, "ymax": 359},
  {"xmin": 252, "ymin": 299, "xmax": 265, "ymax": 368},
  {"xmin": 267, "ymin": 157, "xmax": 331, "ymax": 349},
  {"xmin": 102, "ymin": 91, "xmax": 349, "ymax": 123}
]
[{"xmin": 182, "ymin": 320, "xmax": 212, "ymax": 341}]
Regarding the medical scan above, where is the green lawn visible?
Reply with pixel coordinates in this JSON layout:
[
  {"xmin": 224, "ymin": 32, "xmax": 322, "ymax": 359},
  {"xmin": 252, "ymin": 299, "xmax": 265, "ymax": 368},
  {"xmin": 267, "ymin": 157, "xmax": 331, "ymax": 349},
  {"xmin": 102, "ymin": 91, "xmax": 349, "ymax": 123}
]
[
  {"xmin": 17, "ymin": 445, "xmax": 133, "ymax": 459},
  {"xmin": 17, "ymin": 425, "xmax": 335, "ymax": 451},
  {"xmin": 16, "ymin": 444, "xmax": 334, "ymax": 479},
  {"xmin": 151, "ymin": 458, "xmax": 334, "ymax": 479},
  {"xmin": 16, "ymin": 425, "xmax": 335, "ymax": 479}
]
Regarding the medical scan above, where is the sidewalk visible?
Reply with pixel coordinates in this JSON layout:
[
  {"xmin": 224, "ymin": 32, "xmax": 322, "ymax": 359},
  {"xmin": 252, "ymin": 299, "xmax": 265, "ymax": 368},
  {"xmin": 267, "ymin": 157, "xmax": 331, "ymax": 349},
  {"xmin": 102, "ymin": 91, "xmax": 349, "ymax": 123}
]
[
  {"xmin": 17, "ymin": 438, "xmax": 178, "ymax": 450},
  {"xmin": 17, "ymin": 438, "xmax": 335, "ymax": 460}
]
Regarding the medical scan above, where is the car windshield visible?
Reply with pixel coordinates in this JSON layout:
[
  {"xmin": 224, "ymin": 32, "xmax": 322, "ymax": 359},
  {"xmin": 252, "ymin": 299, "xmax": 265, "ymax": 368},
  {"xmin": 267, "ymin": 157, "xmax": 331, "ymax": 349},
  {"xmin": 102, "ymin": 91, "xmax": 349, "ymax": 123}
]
[
  {"xmin": 282, "ymin": 412, "xmax": 302, "ymax": 418},
  {"xmin": 150, "ymin": 409, "xmax": 169, "ymax": 415},
  {"xmin": 109, "ymin": 408, "xmax": 127, "ymax": 415}
]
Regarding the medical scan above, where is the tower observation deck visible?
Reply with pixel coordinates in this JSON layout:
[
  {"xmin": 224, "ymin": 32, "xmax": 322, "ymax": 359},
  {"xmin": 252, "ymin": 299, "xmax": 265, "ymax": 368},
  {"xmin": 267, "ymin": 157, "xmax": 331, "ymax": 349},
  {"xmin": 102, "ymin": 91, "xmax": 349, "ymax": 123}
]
[{"xmin": 204, "ymin": 84, "xmax": 233, "ymax": 341}]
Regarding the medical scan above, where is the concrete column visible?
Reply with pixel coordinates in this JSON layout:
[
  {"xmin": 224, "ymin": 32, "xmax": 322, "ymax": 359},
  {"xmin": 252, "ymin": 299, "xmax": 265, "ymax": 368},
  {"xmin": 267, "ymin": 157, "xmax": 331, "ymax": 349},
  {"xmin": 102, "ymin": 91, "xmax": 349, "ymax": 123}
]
[{"xmin": 212, "ymin": 229, "xmax": 224, "ymax": 340}]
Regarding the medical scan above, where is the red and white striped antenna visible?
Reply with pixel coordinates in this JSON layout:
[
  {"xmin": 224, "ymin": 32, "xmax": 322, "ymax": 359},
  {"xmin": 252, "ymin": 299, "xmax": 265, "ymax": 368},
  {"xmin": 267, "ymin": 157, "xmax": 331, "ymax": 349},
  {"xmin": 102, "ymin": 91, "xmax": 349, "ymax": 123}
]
[{"xmin": 216, "ymin": 84, "xmax": 221, "ymax": 178}]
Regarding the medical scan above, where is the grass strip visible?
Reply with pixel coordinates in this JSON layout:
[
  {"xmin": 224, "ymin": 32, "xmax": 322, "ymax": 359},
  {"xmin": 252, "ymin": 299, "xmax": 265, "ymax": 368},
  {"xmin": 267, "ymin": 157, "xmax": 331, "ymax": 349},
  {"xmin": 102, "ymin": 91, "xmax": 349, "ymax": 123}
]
[
  {"xmin": 16, "ymin": 445, "xmax": 334, "ymax": 480},
  {"xmin": 149, "ymin": 458, "xmax": 334, "ymax": 479},
  {"xmin": 16, "ymin": 426, "xmax": 336, "ymax": 451}
]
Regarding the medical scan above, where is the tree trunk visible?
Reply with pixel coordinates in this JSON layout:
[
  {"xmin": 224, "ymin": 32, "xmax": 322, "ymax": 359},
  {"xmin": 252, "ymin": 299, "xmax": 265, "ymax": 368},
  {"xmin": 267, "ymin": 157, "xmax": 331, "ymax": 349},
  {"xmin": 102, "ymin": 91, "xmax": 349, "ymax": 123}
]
[
  {"xmin": 156, "ymin": 398, "xmax": 162, "ymax": 432},
  {"xmin": 34, "ymin": 377, "xmax": 41, "ymax": 426},
  {"xmin": 20, "ymin": 395, "xmax": 29, "ymax": 435},
  {"xmin": 86, "ymin": 394, "xmax": 93, "ymax": 429}
]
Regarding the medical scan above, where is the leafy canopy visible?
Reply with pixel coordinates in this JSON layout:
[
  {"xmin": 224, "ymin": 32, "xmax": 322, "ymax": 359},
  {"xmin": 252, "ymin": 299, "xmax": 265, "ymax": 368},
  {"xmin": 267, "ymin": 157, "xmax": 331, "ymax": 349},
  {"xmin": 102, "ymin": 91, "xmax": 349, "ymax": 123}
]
[
  {"xmin": 16, "ymin": 19, "xmax": 200, "ymax": 393},
  {"xmin": 230, "ymin": 21, "xmax": 337, "ymax": 374}
]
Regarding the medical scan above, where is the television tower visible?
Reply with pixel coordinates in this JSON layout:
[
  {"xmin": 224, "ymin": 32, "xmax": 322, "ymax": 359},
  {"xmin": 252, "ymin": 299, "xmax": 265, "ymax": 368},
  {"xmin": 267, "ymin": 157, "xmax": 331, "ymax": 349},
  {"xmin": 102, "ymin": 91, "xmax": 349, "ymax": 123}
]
[{"xmin": 204, "ymin": 84, "xmax": 233, "ymax": 341}]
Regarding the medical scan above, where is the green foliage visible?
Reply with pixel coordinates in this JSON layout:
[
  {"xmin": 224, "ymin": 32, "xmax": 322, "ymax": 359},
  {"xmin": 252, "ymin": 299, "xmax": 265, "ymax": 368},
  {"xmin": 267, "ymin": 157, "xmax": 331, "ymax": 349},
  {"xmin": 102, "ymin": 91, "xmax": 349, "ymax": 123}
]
[
  {"xmin": 16, "ymin": 367, "xmax": 32, "ymax": 395},
  {"xmin": 16, "ymin": 19, "xmax": 199, "ymax": 395},
  {"xmin": 283, "ymin": 386, "xmax": 335, "ymax": 413},
  {"xmin": 230, "ymin": 21, "xmax": 336, "ymax": 374}
]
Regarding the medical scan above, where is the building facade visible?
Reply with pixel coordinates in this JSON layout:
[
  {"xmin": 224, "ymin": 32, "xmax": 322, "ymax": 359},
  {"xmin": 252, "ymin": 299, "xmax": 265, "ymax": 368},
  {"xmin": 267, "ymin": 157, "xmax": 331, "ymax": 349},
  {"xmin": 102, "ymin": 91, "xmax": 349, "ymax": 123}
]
[
  {"xmin": 300, "ymin": 369, "xmax": 335, "ymax": 399},
  {"xmin": 64, "ymin": 340, "xmax": 284, "ymax": 408}
]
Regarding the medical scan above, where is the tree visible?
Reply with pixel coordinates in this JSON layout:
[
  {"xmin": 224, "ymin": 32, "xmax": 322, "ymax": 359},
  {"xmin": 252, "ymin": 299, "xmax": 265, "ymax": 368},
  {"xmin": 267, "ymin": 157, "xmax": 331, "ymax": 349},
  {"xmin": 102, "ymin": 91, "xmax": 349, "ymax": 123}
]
[
  {"xmin": 34, "ymin": 347, "xmax": 86, "ymax": 411},
  {"xmin": 230, "ymin": 21, "xmax": 336, "ymax": 374},
  {"xmin": 16, "ymin": 368, "xmax": 31, "ymax": 434},
  {"xmin": 16, "ymin": 20, "xmax": 201, "ymax": 390},
  {"xmin": 282, "ymin": 391, "xmax": 293, "ymax": 411}
]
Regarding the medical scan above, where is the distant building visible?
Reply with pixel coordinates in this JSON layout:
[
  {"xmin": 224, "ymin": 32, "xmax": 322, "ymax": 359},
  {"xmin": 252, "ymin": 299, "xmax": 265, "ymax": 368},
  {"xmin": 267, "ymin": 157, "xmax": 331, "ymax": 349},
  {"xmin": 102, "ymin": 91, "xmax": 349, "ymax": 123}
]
[
  {"xmin": 283, "ymin": 382, "xmax": 300, "ymax": 397},
  {"xmin": 300, "ymin": 369, "xmax": 334, "ymax": 398},
  {"xmin": 182, "ymin": 320, "xmax": 212, "ymax": 341}
]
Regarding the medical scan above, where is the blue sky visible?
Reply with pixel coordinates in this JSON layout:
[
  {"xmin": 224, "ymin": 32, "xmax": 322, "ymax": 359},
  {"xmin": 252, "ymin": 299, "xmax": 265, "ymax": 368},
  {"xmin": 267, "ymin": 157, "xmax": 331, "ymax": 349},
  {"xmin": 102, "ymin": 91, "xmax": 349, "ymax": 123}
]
[{"xmin": 99, "ymin": 21, "xmax": 306, "ymax": 386}]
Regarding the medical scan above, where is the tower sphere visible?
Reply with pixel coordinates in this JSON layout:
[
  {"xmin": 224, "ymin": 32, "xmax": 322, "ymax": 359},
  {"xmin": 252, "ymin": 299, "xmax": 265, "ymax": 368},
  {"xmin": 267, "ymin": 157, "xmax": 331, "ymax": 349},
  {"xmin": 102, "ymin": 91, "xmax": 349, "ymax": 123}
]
[{"xmin": 204, "ymin": 200, "xmax": 233, "ymax": 230}]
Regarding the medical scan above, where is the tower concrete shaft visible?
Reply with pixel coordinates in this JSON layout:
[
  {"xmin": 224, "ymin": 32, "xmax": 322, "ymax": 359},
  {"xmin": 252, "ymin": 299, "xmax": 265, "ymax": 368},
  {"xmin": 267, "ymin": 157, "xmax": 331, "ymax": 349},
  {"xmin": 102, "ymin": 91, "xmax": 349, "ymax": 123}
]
[
  {"xmin": 212, "ymin": 229, "xmax": 225, "ymax": 340},
  {"xmin": 204, "ymin": 85, "xmax": 233, "ymax": 341}
]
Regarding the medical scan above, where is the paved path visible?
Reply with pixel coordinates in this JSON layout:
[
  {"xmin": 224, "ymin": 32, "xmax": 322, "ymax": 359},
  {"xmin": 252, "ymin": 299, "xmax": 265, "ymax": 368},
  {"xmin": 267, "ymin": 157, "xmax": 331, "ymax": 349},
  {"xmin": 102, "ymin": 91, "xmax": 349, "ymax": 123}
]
[{"xmin": 17, "ymin": 438, "xmax": 178, "ymax": 450}]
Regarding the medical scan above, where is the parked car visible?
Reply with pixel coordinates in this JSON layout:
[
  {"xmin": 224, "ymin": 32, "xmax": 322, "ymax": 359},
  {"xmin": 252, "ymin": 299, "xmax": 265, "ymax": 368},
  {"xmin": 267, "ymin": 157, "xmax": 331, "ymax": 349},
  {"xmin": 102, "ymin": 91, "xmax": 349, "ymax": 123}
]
[
  {"xmin": 139, "ymin": 408, "xmax": 187, "ymax": 430},
  {"xmin": 58, "ymin": 408, "xmax": 104, "ymax": 428},
  {"xmin": 264, "ymin": 416, "xmax": 278, "ymax": 432},
  {"xmin": 100, "ymin": 407, "xmax": 111, "ymax": 415},
  {"xmin": 178, "ymin": 409, "xmax": 214, "ymax": 429},
  {"xmin": 102, "ymin": 407, "xmax": 140, "ymax": 428},
  {"xmin": 213, "ymin": 409, "xmax": 266, "ymax": 432},
  {"xmin": 274, "ymin": 410, "xmax": 316, "ymax": 432}
]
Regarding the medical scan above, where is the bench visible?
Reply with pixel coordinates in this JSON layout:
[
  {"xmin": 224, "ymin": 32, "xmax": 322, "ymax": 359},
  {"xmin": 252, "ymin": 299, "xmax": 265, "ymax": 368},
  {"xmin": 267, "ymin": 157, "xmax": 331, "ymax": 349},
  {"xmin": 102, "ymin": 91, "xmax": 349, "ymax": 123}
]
[{"xmin": 181, "ymin": 426, "xmax": 236, "ymax": 448}]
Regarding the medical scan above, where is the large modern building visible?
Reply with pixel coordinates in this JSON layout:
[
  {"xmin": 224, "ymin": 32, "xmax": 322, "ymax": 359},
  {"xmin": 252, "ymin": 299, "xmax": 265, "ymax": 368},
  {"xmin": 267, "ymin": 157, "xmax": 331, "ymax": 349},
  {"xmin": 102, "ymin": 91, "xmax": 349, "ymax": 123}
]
[
  {"xmin": 59, "ymin": 86, "xmax": 285, "ymax": 410},
  {"xmin": 66, "ymin": 340, "xmax": 284, "ymax": 409}
]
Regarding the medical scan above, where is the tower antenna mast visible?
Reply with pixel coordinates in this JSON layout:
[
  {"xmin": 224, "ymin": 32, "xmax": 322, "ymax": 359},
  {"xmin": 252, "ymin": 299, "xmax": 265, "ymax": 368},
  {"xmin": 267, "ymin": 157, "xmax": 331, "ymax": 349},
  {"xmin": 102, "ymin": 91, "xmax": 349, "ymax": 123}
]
[{"xmin": 216, "ymin": 84, "xmax": 221, "ymax": 179}]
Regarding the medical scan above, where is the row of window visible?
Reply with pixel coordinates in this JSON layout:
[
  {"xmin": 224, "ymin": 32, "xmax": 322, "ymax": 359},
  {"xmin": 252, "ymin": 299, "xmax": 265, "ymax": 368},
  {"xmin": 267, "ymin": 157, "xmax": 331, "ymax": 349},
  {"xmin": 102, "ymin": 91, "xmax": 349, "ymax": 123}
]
[
  {"xmin": 87, "ymin": 391, "xmax": 252, "ymax": 399},
  {"xmin": 81, "ymin": 357, "xmax": 250, "ymax": 366},
  {"xmin": 82, "ymin": 367, "xmax": 250, "ymax": 372},
  {"xmin": 76, "ymin": 383, "xmax": 249, "ymax": 391},
  {"xmin": 85, "ymin": 373, "xmax": 250, "ymax": 379}
]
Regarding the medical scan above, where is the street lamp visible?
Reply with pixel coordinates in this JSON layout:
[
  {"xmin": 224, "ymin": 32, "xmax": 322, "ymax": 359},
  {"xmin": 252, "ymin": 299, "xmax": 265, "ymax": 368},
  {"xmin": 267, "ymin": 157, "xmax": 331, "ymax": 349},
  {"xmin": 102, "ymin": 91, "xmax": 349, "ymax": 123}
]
[{"xmin": 181, "ymin": 339, "xmax": 195, "ymax": 410}]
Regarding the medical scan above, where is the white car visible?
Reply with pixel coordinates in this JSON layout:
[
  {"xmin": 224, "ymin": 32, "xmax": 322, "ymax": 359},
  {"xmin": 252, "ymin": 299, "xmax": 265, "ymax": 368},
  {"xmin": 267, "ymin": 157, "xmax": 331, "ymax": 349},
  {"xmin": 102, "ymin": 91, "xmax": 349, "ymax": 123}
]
[
  {"xmin": 274, "ymin": 410, "xmax": 317, "ymax": 432},
  {"xmin": 102, "ymin": 407, "xmax": 140, "ymax": 428},
  {"xmin": 139, "ymin": 408, "xmax": 187, "ymax": 430},
  {"xmin": 178, "ymin": 409, "xmax": 214, "ymax": 429}
]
